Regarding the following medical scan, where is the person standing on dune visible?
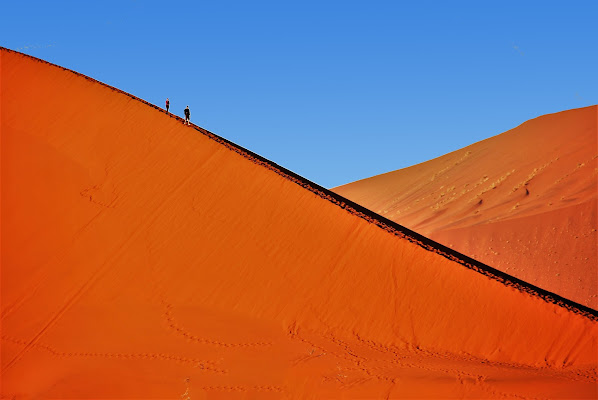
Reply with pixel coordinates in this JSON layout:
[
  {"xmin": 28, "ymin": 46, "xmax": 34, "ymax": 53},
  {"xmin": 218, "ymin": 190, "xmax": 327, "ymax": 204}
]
[
  {"xmin": 184, "ymin": 106, "xmax": 190, "ymax": 125},
  {"xmin": 165, "ymin": 98, "xmax": 170, "ymax": 113}
]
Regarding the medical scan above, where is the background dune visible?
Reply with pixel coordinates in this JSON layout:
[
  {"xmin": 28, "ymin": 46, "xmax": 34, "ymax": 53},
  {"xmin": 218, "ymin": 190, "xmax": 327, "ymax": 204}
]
[
  {"xmin": 335, "ymin": 106, "xmax": 597, "ymax": 310},
  {"xmin": 2, "ymin": 48, "xmax": 597, "ymax": 399}
]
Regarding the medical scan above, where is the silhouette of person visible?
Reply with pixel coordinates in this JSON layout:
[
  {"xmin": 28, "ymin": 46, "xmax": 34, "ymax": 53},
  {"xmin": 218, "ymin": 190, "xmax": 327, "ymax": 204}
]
[
  {"xmin": 165, "ymin": 98, "xmax": 170, "ymax": 113},
  {"xmin": 184, "ymin": 106, "xmax": 190, "ymax": 125}
]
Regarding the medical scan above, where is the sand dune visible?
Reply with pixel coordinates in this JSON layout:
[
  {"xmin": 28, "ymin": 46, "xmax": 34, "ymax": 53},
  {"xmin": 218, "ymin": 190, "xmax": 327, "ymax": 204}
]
[
  {"xmin": 1, "ymin": 48, "xmax": 597, "ymax": 399},
  {"xmin": 335, "ymin": 106, "xmax": 598, "ymax": 310}
]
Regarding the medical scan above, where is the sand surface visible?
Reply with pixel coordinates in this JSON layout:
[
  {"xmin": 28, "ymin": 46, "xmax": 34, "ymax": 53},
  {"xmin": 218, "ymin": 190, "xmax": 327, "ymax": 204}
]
[
  {"xmin": 2, "ymin": 48, "xmax": 597, "ymax": 399},
  {"xmin": 335, "ymin": 106, "xmax": 597, "ymax": 310}
]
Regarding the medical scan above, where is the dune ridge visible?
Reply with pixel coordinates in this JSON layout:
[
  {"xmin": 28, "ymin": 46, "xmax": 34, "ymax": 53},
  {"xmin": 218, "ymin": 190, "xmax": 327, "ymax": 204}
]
[
  {"xmin": 1, "ymin": 47, "xmax": 593, "ymax": 320},
  {"xmin": 2, "ymin": 47, "xmax": 597, "ymax": 398}
]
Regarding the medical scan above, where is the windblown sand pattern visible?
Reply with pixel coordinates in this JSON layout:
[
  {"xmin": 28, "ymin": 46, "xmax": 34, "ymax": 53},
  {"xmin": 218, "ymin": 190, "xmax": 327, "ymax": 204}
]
[{"xmin": 1, "ymin": 48, "xmax": 596, "ymax": 399}]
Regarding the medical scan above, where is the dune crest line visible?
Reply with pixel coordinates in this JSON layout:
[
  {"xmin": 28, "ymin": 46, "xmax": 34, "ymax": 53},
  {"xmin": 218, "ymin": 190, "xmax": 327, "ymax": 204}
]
[
  {"xmin": 2, "ymin": 47, "xmax": 597, "ymax": 398},
  {"xmin": 1, "ymin": 47, "xmax": 594, "ymax": 320}
]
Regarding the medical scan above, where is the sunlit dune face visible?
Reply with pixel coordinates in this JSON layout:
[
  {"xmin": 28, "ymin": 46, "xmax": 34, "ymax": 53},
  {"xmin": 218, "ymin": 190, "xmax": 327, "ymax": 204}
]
[{"xmin": 1, "ymin": 48, "xmax": 597, "ymax": 399}]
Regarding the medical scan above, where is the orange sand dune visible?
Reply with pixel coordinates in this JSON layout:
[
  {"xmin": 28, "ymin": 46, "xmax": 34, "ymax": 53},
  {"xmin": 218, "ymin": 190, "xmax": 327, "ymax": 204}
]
[
  {"xmin": 1, "ymin": 48, "xmax": 597, "ymax": 399},
  {"xmin": 335, "ymin": 106, "xmax": 598, "ymax": 310}
]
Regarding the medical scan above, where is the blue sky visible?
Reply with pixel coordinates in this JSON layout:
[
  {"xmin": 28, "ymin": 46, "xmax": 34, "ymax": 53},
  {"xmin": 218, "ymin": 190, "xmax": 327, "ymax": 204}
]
[{"xmin": 2, "ymin": 1, "xmax": 597, "ymax": 188}]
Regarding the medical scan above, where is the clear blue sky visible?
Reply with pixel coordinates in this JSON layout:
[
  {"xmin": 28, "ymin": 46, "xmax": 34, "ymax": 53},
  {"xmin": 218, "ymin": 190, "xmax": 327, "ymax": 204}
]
[{"xmin": 2, "ymin": 1, "xmax": 597, "ymax": 188}]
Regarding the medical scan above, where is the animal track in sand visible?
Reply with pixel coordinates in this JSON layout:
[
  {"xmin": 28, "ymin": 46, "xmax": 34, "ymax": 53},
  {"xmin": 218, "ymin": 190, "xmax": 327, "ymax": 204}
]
[
  {"xmin": 1, "ymin": 335, "xmax": 225, "ymax": 373},
  {"xmin": 161, "ymin": 300, "xmax": 272, "ymax": 348}
]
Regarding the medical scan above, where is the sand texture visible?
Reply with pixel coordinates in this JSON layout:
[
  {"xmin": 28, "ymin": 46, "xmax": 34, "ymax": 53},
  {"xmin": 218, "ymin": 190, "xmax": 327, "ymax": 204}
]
[
  {"xmin": 2, "ymin": 48, "xmax": 597, "ymax": 399},
  {"xmin": 335, "ymin": 106, "xmax": 597, "ymax": 311}
]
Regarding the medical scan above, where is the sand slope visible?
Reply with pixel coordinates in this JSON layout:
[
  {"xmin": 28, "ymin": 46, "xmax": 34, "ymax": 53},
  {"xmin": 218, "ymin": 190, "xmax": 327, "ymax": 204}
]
[
  {"xmin": 335, "ymin": 106, "xmax": 598, "ymax": 310},
  {"xmin": 1, "ymin": 48, "xmax": 597, "ymax": 399}
]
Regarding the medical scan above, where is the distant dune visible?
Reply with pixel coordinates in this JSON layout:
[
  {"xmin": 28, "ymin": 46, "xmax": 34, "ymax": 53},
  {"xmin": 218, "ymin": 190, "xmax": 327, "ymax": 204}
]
[
  {"xmin": 335, "ymin": 106, "xmax": 597, "ymax": 310},
  {"xmin": 2, "ymin": 48, "xmax": 597, "ymax": 399}
]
